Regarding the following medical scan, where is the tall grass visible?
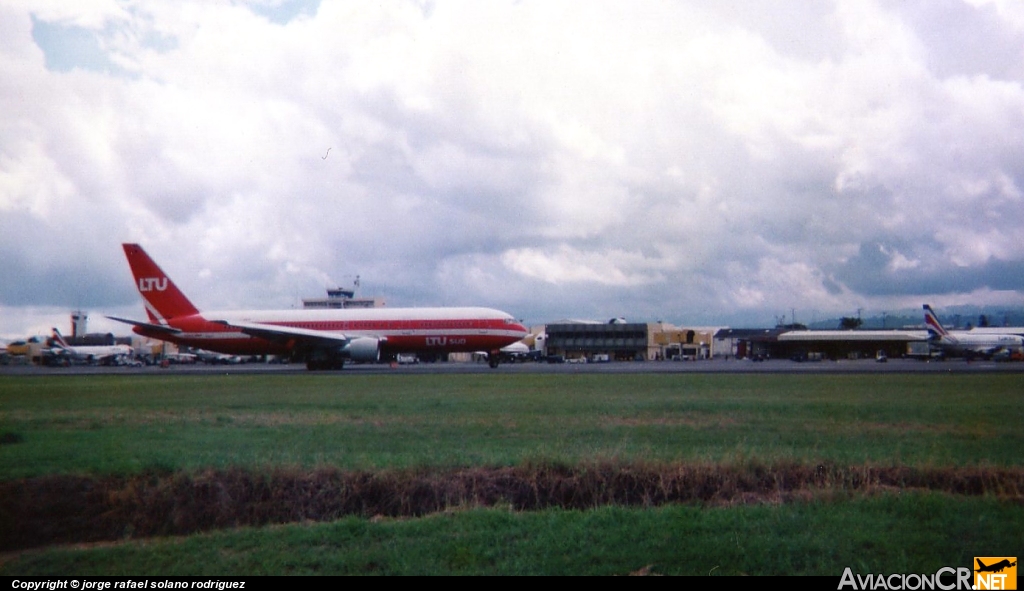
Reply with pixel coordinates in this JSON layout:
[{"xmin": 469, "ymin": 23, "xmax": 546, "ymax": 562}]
[
  {"xmin": 3, "ymin": 494, "xmax": 1021, "ymax": 575},
  {"xmin": 3, "ymin": 462, "xmax": 1021, "ymax": 552}
]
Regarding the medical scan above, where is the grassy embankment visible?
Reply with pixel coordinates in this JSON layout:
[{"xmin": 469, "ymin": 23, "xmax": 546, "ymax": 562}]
[{"xmin": 1, "ymin": 373, "xmax": 1021, "ymax": 574}]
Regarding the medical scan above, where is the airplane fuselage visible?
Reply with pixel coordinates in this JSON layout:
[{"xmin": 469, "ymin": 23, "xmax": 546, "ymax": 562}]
[
  {"xmin": 933, "ymin": 333, "xmax": 1024, "ymax": 355},
  {"xmin": 131, "ymin": 307, "xmax": 527, "ymax": 358},
  {"xmin": 54, "ymin": 344, "xmax": 133, "ymax": 362}
]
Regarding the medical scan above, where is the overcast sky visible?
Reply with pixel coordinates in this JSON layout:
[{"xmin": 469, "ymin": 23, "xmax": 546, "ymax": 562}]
[{"xmin": 3, "ymin": 0, "xmax": 1024, "ymax": 339}]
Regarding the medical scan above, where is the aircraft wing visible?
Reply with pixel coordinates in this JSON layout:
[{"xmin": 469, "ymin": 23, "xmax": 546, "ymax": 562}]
[
  {"xmin": 211, "ymin": 319, "xmax": 356, "ymax": 347},
  {"xmin": 107, "ymin": 316, "xmax": 183, "ymax": 335}
]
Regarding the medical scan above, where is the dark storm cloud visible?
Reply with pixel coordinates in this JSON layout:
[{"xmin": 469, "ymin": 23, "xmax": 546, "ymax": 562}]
[
  {"xmin": 833, "ymin": 241, "xmax": 1024, "ymax": 296},
  {"xmin": 0, "ymin": 215, "xmax": 135, "ymax": 308}
]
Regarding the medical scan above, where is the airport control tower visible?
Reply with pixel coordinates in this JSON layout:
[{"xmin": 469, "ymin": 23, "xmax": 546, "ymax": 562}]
[
  {"xmin": 302, "ymin": 279, "xmax": 385, "ymax": 309},
  {"xmin": 71, "ymin": 311, "xmax": 87, "ymax": 338}
]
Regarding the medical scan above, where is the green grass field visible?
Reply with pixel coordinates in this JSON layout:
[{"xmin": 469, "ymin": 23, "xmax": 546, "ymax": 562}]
[{"xmin": 1, "ymin": 373, "xmax": 1021, "ymax": 575}]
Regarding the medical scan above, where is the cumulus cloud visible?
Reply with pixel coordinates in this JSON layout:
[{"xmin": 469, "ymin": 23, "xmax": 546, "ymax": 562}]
[{"xmin": 3, "ymin": 0, "xmax": 1024, "ymax": 338}]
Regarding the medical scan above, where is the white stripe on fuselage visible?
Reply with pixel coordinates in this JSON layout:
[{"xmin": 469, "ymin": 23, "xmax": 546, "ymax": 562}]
[
  {"xmin": 173, "ymin": 328, "xmax": 527, "ymax": 341},
  {"xmin": 213, "ymin": 306, "xmax": 517, "ymax": 324}
]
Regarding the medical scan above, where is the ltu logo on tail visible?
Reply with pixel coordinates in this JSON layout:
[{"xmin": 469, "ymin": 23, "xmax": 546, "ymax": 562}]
[
  {"xmin": 975, "ymin": 558, "xmax": 1016, "ymax": 590},
  {"xmin": 138, "ymin": 277, "xmax": 167, "ymax": 292}
]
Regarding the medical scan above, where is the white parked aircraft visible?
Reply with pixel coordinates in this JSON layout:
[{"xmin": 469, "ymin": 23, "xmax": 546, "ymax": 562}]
[
  {"xmin": 50, "ymin": 328, "xmax": 132, "ymax": 364},
  {"xmin": 109, "ymin": 244, "xmax": 529, "ymax": 370},
  {"xmin": 923, "ymin": 305, "xmax": 1024, "ymax": 358}
]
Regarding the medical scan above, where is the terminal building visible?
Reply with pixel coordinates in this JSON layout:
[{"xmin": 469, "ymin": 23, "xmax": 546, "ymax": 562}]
[
  {"xmin": 544, "ymin": 321, "xmax": 649, "ymax": 361},
  {"xmin": 542, "ymin": 321, "xmax": 716, "ymax": 361},
  {"xmin": 539, "ymin": 322, "xmax": 940, "ymax": 362}
]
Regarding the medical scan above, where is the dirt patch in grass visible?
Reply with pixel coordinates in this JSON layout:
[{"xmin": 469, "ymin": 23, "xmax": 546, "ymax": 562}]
[{"xmin": 2, "ymin": 462, "xmax": 1021, "ymax": 552}]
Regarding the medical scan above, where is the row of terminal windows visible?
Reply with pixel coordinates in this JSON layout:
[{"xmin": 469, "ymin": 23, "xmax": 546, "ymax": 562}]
[{"xmin": 549, "ymin": 338, "xmax": 645, "ymax": 348}]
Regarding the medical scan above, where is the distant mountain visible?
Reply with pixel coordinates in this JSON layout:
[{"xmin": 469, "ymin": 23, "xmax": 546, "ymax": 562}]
[{"xmin": 807, "ymin": 306, "xmax": 1024, "ymax": 330}]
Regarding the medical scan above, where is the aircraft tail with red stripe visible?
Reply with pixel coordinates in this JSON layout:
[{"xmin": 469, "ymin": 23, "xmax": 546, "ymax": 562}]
[
  {"xmin": 923, "ymin": 304, "xmax": 953, "ymax": 341},
  {"xmin": 122, "ymin": 243, "xmax": 200, "ymax": 323},
  {"xmin": 51, "ymin": 327, "xmax": 70, "ymax": 349}
]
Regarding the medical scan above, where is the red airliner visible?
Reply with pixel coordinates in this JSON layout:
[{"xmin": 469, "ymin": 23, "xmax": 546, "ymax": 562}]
[{"xmin": 110, "ymin": 244, "xmax": 529, "ymax": 370}]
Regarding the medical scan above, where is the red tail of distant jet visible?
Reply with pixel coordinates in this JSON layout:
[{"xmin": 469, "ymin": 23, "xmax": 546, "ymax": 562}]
[
  {"xmin": 110, "ymin": 244, "xmax": 529, "ymax": 370},
  {"xmin": 122, "ymin": 243, "xmax": 200, "ymax": 323},
  {"xmin": 922, "ymin": 304, "xmax": 949, "ymax": 338},
  {"xmin": 51, "ymin": 327, "xmax": 71, "ymax": 349}
]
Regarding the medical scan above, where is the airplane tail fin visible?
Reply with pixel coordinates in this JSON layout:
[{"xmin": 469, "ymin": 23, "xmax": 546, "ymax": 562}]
[
  {"xmin": 123, "ymin": 243, "xmax": 200, "ymax": 323},
  {"xmin": 923, "ymin": 304, "xmax": 950, "ymax": 339},
  {"xmin": 51, "ymin": 328, "xmax": 69, "ymax": 348}
]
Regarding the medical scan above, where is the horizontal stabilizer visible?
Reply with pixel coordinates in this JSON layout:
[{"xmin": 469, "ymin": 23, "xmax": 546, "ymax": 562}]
[{"xmin": 106, "ymin": 315, "xmax": 183, "ymax": 335}]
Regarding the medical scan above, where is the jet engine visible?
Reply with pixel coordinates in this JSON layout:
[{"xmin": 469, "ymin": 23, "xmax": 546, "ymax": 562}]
[{"xmin": 342, "ymin": 336, "xmax": 384, "ymax": 362}]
